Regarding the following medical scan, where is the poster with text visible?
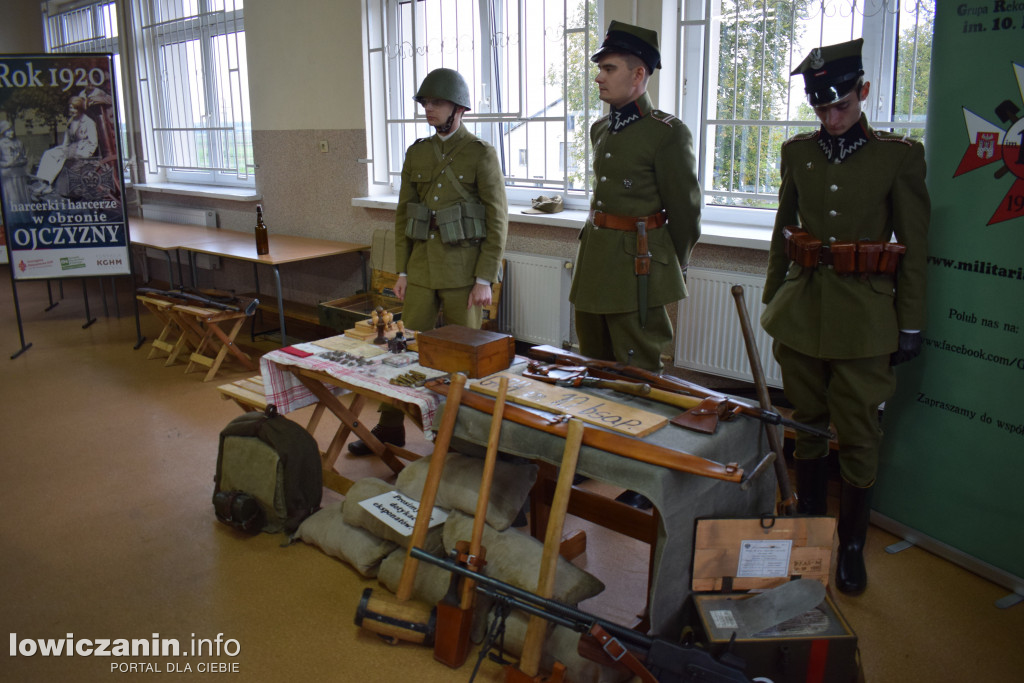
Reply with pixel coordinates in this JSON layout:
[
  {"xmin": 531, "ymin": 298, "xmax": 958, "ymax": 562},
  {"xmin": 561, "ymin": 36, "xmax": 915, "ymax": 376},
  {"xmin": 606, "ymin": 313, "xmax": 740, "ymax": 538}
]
[
  {"xmin": 876, "ymin": 3, "xmax": 1023, "ymax": 581},
  {"xmin": 0, "ymin": 54, "xmax": 130, "ymax": 280}
]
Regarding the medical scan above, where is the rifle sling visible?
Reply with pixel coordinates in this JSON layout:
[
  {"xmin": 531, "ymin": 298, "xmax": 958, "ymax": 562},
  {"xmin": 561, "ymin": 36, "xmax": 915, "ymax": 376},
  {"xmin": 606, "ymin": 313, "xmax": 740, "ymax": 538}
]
[{"xmin": 586, "ymin": 624, "xmax": 657, "ymax": 683}]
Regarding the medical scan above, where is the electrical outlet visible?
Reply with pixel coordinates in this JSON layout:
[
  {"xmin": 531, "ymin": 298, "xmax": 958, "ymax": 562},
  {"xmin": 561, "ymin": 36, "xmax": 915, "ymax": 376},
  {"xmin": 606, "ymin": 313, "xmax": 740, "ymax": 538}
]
[{"xmin": 319, "ymin": 140, "xmax": 329, "ymax": 153}]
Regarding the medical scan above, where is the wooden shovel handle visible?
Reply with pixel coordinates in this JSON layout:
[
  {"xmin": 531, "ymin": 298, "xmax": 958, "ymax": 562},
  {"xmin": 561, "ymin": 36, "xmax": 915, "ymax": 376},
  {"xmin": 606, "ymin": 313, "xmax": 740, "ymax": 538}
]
[
  {"xmin": 459, "ymin": 375, "xmax": 509, "ymax": 609},
  {"xmin": 518, "ymin": 418, "xmax": 585, "ymax": 677},
  {"xmin": 396, "ymin": 373, "xmax": 467, "ymax": 601}
]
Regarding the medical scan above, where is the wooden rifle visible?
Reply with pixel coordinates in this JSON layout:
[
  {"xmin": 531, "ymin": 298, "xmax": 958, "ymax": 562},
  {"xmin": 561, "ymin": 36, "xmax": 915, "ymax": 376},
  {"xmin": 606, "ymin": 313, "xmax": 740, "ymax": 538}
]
[
  {"xmin": 137, "ymin": 287, "xmax": 259, "ymax": 316},
  {"xmin": 527, "ymin": 345, "xmax": 833, "ymax": 440},
  {"xmin": 425, "ymin": 377, "xmax": 746, "ymax": 485},
  {"xmin": 410, "ymin": 548, "xmax": 753, "ymax": 683}
]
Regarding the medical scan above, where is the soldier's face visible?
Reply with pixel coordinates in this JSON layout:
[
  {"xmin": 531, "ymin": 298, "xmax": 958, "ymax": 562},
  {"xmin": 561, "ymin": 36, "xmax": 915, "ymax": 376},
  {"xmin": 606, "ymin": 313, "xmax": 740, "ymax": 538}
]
[
  {"xmin": 420, "ymin": 98, "xmax": 457, "ymax": 129},
  {"xmin": 595, "ymin": 55, "xmax": 644, "ymax": 109},
  {"xmin": 814, "ymin": 83, "xmax": 868, "ymax": 137}
]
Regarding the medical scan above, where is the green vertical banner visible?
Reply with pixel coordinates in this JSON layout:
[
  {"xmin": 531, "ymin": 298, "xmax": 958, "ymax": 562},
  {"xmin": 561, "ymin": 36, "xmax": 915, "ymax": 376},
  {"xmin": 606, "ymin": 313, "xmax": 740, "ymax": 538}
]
[{"xmin": 876, "ymin": 2, "xmax": 1024, "ymax": 586}]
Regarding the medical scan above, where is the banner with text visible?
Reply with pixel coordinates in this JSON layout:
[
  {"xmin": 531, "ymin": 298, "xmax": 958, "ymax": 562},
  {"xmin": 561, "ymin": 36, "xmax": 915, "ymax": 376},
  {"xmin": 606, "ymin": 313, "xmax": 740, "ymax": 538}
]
[
  {"xmin": 876, "ymin": 2, "xmax": 1024, "ymax": 581},
  {"xmin": 0, "ymin": 54, "xmax": 129, "ymax": 280}
]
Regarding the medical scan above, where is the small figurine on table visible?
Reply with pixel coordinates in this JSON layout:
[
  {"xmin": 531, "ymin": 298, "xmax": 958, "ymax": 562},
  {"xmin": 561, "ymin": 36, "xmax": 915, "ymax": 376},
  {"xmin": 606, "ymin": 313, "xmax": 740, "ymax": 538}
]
[{"xmin": 371, "ymin": 306, "xmax": 392, "ymax": 345}]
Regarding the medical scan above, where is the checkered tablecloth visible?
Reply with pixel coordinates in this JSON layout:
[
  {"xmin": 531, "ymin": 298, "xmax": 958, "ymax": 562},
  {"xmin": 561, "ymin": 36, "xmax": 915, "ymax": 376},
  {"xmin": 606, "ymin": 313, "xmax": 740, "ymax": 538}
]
[{"xmin": 259, "ymin": 338, "xmax": 449, "ymax": 433}]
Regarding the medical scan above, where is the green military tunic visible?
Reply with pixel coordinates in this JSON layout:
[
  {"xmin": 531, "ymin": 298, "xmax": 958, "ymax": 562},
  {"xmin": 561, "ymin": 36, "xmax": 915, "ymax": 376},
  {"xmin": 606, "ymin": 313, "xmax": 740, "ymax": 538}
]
[
  {"xmin": 394, "ymin": 125, "xmax": 508, "ymax": 331},
  {"xmin": 569, "ymin": 92, "xmax": 700, "ymax": 369},
  {"xmin": 570, "ymin": 92, "xmax": 701, "ymax": 314},
  {"xmin": 761, "ymin": 114, "xmax": 929, "ymax": 357},
  {"xmin": 760, "ymin": 115, "xmax": 930, "ymax": 485}
]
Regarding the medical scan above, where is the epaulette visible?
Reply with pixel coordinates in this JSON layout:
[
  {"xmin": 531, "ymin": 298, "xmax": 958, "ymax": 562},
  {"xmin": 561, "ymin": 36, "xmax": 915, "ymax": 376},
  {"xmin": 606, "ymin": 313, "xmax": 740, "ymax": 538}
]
[
  {"xmin": 650, "ymin": 110, "xmax": 679, "ymax": 127},
  {"xmin": 871, "ymin": 129, "xmax": 914, "ymax": 146},
  {"xmin": 782, "ymin": 130, "xmax": 819, "ymax": 148}
]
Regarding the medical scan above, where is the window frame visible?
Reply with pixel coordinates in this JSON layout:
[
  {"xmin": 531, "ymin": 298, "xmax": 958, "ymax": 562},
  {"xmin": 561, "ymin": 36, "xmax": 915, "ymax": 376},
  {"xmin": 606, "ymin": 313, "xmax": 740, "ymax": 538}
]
[
  {"xmin": 131, "ymin": 0, "xmax": 254, "ymax": 188},
  {"xmin": 677, "ymin": 0, "xmax": 934, "ymax": 233}
]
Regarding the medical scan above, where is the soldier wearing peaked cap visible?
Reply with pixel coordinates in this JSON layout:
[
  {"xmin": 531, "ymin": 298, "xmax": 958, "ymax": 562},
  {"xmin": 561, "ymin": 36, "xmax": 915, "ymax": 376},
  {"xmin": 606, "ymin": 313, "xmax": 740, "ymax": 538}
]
[
  {"xmin": 570, "ymin": 20, "xmax": 701, "ymax": 375},
  {"xmin": 347, "ymin": 67, "xmax": 508, "ymax": 456},
  {"xmin": 760, "ymin": 38, "xmax": 930, "ymax": 595}
]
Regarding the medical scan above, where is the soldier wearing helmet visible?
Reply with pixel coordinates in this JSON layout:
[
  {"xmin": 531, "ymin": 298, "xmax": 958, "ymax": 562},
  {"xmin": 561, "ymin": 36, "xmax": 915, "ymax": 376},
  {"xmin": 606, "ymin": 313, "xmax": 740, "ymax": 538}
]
[
  {"xmin": 761, "ymin": 39, "xmax": 930, "ymax": 595},
  {"xmin": 349, "ymin": 67, "xmax": 508, "ymax": 456}
]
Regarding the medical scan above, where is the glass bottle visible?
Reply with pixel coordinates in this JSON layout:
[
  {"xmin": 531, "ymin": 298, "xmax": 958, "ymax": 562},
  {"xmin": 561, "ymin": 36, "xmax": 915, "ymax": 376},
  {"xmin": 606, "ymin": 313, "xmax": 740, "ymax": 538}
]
[{"xmin": 254, "ymin": 204, "xmax": 269, "ymax": 255}]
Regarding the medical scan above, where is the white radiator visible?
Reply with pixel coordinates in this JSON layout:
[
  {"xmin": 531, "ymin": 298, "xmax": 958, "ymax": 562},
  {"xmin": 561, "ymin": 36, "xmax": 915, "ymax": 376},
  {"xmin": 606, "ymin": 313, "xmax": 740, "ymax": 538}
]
[
  {"xmin": 140, "ymin": 204, "xmax": 220, "ymax": 270},
  {"xmin": 500, "ymin": 251, "xmax": 574, "ymax": 346},
  {"xmin": 674, "ymin": 268, "xmax": 783, "ymax": 388},
  {"xmin": 140, "ymin": 204, "xmax": 218, "ymax": 227}
]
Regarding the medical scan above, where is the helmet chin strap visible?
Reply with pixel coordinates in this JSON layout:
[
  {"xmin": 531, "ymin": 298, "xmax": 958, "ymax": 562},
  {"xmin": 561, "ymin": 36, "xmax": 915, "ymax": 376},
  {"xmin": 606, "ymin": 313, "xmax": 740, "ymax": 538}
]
[
  {"xmin": 434, "ymin": 107, "xmax": 461, "ymax": 135},
  {"xmin": 436, "ymin": 108, "xmax": 456, "ymax": 135}
]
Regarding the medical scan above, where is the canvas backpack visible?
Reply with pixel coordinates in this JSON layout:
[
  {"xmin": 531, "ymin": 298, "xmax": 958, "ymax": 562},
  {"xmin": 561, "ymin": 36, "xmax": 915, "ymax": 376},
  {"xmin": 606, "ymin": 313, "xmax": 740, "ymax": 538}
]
[{"xmin": 214, "ymin": 405, "xmax": 322, "ymax": 534}]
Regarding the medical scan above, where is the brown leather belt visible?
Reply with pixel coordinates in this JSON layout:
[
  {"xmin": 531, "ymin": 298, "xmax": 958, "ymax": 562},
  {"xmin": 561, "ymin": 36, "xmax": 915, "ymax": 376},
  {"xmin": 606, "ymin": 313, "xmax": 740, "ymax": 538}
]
[{"xmin": 590, "ymin": 210, "xmax": 666, "ymax": 231}]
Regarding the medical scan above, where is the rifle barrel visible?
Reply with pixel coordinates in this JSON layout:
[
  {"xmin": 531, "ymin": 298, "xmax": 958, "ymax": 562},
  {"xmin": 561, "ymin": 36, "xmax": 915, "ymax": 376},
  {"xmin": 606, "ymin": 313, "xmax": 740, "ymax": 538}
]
[{"xmin": 410, "ymin": 547, "xmax": 653, "ymax": 652}]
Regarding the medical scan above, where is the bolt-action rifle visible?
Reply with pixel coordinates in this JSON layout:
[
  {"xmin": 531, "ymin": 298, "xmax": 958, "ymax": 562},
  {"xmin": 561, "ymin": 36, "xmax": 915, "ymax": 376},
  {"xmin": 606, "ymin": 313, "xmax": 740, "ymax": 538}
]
[
  {"xmin": 410, "ymin": 547, "xmax": 752, "ymax": 683},
  {"xmin": 527, "ymin": 345, "xmax": 832, "ymax": 440},
  {"xmin": 137, "ymin": 287, "xmax": 259, "ymax": 316}
]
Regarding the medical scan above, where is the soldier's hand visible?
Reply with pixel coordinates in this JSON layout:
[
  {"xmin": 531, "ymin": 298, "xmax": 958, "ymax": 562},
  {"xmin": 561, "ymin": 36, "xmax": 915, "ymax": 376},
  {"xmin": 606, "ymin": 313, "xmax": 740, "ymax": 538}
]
[
  {"xmin": 394, "ymin": 275, "xmax": 407, "ymax": 301},
  {"xmin": 890, "ymin": 331, "xmax": 922, "ymax": 366},
  {"xmin": 467, "ymin": 282, "xmax": 492, "ymax": 308}
]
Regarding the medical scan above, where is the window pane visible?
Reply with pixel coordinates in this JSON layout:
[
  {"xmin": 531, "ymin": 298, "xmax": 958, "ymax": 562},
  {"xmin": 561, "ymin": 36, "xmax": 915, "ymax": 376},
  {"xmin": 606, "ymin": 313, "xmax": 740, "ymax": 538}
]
[{"xmin": 379, "ymin": 0, "xmax": 599, "ymax": 203}]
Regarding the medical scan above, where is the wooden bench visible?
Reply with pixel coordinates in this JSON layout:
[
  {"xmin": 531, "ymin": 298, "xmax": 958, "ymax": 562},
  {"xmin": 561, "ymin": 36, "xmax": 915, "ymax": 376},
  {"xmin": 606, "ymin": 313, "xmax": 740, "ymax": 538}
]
[
  {"xmin": 174, "ymin": 303, "xmax": 257, "ymax": 382},
  {"xmin": 137, "ymin": 294, "xmax": 202, "ymax": 366}
]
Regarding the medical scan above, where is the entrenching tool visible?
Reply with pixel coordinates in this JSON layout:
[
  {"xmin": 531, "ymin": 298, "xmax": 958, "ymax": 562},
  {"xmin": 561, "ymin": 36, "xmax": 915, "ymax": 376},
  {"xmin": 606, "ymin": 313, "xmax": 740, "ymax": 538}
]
[
  {"xmin": 433, "ymin": 375, "xmax": 510, "ymax": 668},
  {"xmin": 505, "ymin": 418, "xmax": 585, "ymax": 683},
  {"xmin": 354, "ymin": 373, "xmax": 468, "ymax": 645}
]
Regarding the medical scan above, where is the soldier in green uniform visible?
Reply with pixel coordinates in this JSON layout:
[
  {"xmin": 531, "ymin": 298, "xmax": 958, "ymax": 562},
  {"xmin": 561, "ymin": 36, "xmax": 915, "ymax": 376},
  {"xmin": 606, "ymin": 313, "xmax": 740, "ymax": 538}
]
[
  {"xmin": 348, "ymin": 68, "xmax": 508, "ymax": 455},
  {"xmin": 761, "ymin": 39, "xmax": 930, "ymax": 594},
  {"xmin": 570, "ymin": 20, "xmax": 701, "ymax": 374}
]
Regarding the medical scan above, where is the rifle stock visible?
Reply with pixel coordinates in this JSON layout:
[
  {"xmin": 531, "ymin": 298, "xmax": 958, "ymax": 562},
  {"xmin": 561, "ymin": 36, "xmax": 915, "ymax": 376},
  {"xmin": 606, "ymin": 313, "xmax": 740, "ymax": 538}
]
[
  {"xmin": 425, "ymin": 378, "xmax": 743, "ymax": 484},
  {"xmin": 528, "ymin": 345, "xmax": 833, "ymax": 441}
]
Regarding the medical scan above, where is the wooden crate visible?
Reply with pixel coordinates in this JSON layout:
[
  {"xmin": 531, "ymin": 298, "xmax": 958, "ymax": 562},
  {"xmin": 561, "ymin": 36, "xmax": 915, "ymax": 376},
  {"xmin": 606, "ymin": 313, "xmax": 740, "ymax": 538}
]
[
  {"xmin": 318, "ymin": 269, "xmax": 403, "ymax": 333},
  {"xmin": 416, "ymin": 324, "xmax": 514, "ymax": 378},
  {"xmin": 688, "ymin": 516, "xmax": 858, "ymax": 683}
]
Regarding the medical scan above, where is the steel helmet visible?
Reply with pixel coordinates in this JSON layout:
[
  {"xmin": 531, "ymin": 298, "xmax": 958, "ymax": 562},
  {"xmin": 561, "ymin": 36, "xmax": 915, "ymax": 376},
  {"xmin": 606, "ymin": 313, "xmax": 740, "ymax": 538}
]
[{"xmin": 413, "ymin": 68, "xmax": 472, "ymax": 111}]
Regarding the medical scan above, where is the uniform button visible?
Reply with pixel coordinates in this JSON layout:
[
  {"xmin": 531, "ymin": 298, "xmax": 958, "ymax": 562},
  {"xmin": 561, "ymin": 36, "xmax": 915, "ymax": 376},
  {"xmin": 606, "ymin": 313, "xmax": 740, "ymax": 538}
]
[
  {"xmin": 604, "ymin": 152, "xmax": 611, "ymax": 158},
  {"xmin": 459, "ymin": 175, "xmax": 464, "ymax": 180},
  {"xmin": 437, "ymin": 183, "xmax": 442, "ymax": 188},
  {"xmin": 600, "ymin": 176, "xmax": 607, "ymax": 182},
  {"xmin": 433, "ymin": 196, "xmax": 439, "ymax": 201},
  {"xmin": 416, "ymin": 173, "xmax": 422, "ymax": 179},
  {"xmin": 828, "ymin": 210, "xmax": 838, "ymax": 217},
  {"xmin": 830, "ymin": 184, "xmax": 838, "ymax": 192},
  {"xmin": 596, "ymin": 200, "xmax": 603, "ymax": 207},
  {"xmin": 430, "ymin": 234, "xmax": 436, "ymax": 240}
]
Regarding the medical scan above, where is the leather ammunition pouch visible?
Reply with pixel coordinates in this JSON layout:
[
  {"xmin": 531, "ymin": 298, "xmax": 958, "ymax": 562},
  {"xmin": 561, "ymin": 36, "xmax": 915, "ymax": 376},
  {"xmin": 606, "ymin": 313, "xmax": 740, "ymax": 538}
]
[{"xmin": 783, "ymin": 226, "xmax": 906, "ymax": 275}]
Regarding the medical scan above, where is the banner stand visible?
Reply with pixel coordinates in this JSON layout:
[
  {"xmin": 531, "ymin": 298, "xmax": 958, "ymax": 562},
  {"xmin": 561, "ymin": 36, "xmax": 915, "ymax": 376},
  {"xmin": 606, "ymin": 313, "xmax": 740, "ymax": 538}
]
[
  {"xmin": 7, "ymin": 274, "xmax": 32, "ymax": 359},
  {"xmin": 1, "ymin": 53, "xmax": 135, "ymax": 358}
]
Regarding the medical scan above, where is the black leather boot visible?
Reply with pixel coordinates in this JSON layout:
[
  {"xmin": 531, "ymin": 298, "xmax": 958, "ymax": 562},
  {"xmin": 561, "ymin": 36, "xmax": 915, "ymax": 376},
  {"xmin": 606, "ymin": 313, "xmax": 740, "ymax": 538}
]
[
  {"xmin": 347, "ymin": 423, "xmax": 406, "ymax": 456},
  {"xmin": 795, "ymin": 457, "xmax": 829, "ymax": 515},
  {"xmin": 835, "ymin": 481, "xmax": 873, "ymax": 595}
]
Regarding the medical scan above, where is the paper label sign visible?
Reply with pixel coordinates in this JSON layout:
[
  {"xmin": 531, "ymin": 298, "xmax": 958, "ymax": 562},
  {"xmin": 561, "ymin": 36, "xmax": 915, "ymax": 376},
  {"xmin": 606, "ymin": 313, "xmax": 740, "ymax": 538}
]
[
  {"xmin": 358, "ymin": 491, "xmax": 448, "ymax": 537},
  {"xmin": 736, "ymin": 539, "xmax": 793, "ymax": 578}
]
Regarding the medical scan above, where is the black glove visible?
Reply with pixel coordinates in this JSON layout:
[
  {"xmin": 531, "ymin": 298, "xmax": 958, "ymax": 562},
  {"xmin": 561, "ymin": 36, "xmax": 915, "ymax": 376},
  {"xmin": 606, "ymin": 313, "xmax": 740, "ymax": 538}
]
[{"xmin": 890, "ymin": 331, "xmax": 922, "ymax": 366}]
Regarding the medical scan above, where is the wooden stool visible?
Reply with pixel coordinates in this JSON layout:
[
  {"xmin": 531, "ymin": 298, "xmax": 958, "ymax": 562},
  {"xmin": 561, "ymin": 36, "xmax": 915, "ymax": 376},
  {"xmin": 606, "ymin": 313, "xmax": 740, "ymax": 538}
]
[
  {"xmin": 137, "ymin": 294, "xmax": 202, "ymax": 366},
  {"xmin": 173, "ymin": 303, "xmax": 256, "ymax": 381}
]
